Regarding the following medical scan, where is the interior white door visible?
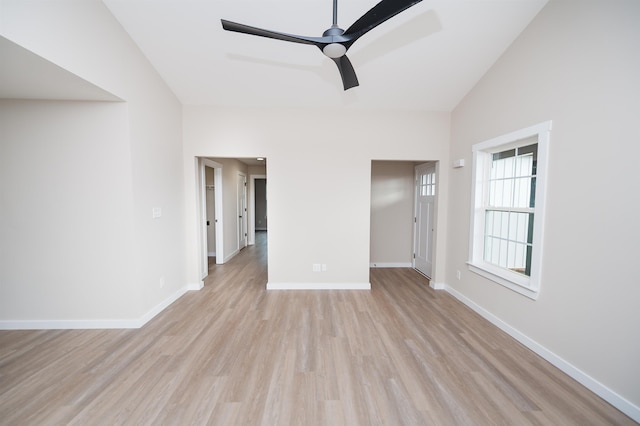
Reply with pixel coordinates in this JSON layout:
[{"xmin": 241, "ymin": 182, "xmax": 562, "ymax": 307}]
[
  {"xmin": 238, "ymin": 173, "xmax": 247, "ymax": 250},
  {"xmin": 205, "ymin": 167, "xmax": 216, "ymax": 257},
  {"xmin": 414, "ymin": 163, "xmax": 436, "ymax": 278}
]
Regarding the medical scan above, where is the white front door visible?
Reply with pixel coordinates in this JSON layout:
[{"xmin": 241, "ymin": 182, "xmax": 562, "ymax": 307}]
[
  {"xmin": 238, "ymin": 173, "xmax": 247, "ymax": 250},
  {"xmin": 414, "ymin": 163, "xmax": 436, "ymax": 278}
]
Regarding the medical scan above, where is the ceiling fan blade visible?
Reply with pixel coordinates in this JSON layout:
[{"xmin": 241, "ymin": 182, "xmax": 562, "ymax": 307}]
[
  {"xmin": 221, "ymin": 19, "xmax": 325, "ymax": 46},
  {"xmin": 332, "ymin": 55, "xmax": 359, "ymax": 90},
  {"xmin": 343, "ymin": 0, "xmax": 423, "ymax": 47}
]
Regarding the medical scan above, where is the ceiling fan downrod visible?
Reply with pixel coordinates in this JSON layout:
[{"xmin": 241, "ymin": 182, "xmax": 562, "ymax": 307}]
[{"xmin": 322, "ymin": 0, "xmax": 346, "ymax": 58}]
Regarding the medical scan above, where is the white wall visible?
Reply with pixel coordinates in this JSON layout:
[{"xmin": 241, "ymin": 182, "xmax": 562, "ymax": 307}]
[
  {"xmin": 447, "ymin": 0, "xmax": 640, "ymax": 418},
  {"xmin": 0, "ymin": 100, "xmax": 137, "ymax": 320},
  {"xmin": 183, "ymin": 107, "xmax": 450, "ymax": 289},
  {"xmin": 370, "ymin": 161, "xmax": 416, "ymax": 267},
  {"xmin": 0, "ymin": 0, "xmax": 185, "ymax": 326},
  {"xmin": 248, "ymin": 165, "xmax": 267, "ymax": 176}
]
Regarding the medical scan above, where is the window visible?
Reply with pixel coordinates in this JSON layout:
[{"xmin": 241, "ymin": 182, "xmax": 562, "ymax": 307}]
[
  {"xmin": 419, "ymin": 169, "xmax": 436, "ymax": 196},
  {"xmin": 468, "ymin": 121, "xmax": 551, "ymax": 299}
]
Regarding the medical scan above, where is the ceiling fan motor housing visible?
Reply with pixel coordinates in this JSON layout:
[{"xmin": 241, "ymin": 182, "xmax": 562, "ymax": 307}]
[{"xmin": 322, "ymin": 26, "xmax": 347, "ymax": 58}]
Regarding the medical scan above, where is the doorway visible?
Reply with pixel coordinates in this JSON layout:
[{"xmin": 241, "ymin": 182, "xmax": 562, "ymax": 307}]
[
  {"xmin": 205, "ymin": 166, "xmax": 216, "ymax": 258},
  {"xmin": 249, "ymin": 175, "xmax": 267, "ymax": 245},
  {"xmin": 198, "ymin": 158, "xmax": 224, "ymax": 280},
  {"xmin": 196, "ymin": 157, "xmax": 267, "ymax": 281},
  {"xmin": 369, "ymin": 160, "xmax": 415, "ymax": 268},
  {"xmin": 254, "ymin": 178, "xmax": 267, "ymax": 231},
  {"xmin": 369, "ymin": 160, "xmax": 437, "ymax": 279}
]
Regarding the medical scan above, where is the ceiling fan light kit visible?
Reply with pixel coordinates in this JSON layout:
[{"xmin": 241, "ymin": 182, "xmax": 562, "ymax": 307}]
[
  {"xmin": 323, "ymin": 43, "xmax": 347, "ymax": 59},
  {"xmin": 221, "ymin": 0, "xmax": 423, "ymax": 90}
]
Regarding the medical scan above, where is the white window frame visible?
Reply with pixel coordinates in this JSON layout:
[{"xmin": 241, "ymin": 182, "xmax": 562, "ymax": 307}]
[{"xmin": 468, "ymin": 121, "xmax": 551, "ymax": 299}]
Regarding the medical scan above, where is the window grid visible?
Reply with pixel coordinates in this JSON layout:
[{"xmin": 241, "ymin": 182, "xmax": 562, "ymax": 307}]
[
  {"xmin": 483, "ymin": 145, "xmax": 537, "ymax": 276},
  {"xmin": 419, "ymin": 172, "xmax": 436, "ymax": 196}
]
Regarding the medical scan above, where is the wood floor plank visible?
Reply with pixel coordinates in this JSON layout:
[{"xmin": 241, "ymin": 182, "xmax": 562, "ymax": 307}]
[{"xmin": 0, "ymin": 232, "xmax": 635, "ymax": 425}]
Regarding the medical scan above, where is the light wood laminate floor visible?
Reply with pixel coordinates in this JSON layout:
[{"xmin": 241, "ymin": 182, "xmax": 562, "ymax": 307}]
[{"xmin": 0, "ymin": 232, "xmax": 634, "ymax": 425}]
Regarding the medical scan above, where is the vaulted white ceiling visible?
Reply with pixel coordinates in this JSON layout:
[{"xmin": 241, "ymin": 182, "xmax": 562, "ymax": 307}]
[{"xmin": 104, "ymin": 0, "xmax": 547, "ymax": 111}]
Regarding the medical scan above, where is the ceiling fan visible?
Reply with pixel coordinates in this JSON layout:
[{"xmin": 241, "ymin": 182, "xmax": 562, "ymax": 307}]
[{"xmin": 221, "ymin": 0, "xmax": 423, "ymax": 90}]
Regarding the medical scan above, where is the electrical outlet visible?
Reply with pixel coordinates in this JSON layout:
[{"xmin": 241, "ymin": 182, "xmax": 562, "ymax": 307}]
[
  {"xmin": 456, "ymin": 270, "xmax": 461, "ymax": 280},
  {"xmin": 160, "ymin": 276, "xmax": 165, "ymax": 288},
  {"xmin": 321, "ymin": 264, "xmax": 327, "ymax": 272},
  {"xmin": 312, "ymin": 264, "xmax": 321, "ymax": 272}
]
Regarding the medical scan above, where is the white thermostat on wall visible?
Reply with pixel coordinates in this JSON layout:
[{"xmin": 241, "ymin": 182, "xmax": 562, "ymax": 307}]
[{"xmin": 453, "ymin": 159, "xmax": 465, "ymax": 168}]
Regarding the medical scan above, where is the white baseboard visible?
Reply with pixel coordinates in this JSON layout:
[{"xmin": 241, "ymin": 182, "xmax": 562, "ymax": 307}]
[
  {"xmin": 0, "ymin": 283, "xmax": 203, "ymax": 330},
  {"xmin": 369, "ymin": 262, "xmax": 412, "ymax": 268},
  {"xmin": 266, "ymin": 282, "xmax": 371, "ymax": 290},
  {"xmin": 139, "ymin": 283, "xmax": 204, "ymax": 327},
  {"xmin": 223, "ymin": 248, "xmax": 239, "ymax": 263},
  {"xmin": 207, "ymin": 251, "xmax": 216, "ymax": 257},
  {"xmin": 429, "ymin": 281, "xmax": 445, "ymax": 290},
  {"xmin": 442, "ymin": 283, "xmax": 640, "ymax": 423},
  {"xmin": 0, "ymin": 318, "xmax": 142, "ymax": 330},
  {"xmin": 186, "ymin": 281, "xmax": 204, "ymax": 291}
]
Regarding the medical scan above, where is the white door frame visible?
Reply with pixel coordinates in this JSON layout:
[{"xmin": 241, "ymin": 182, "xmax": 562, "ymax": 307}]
[
  {"xmin": 197, "ymin": 158, "xmax": 224, "ymax": 280},
  {"xmin": 248, "ymin": 174, "xmax": 266, "ymax": 245}
]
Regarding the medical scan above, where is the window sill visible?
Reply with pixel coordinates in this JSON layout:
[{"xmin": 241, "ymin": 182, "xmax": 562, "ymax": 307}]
[{"xmin": 467, "ymin": 262, "xmax": 540, "ymax": 300}]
